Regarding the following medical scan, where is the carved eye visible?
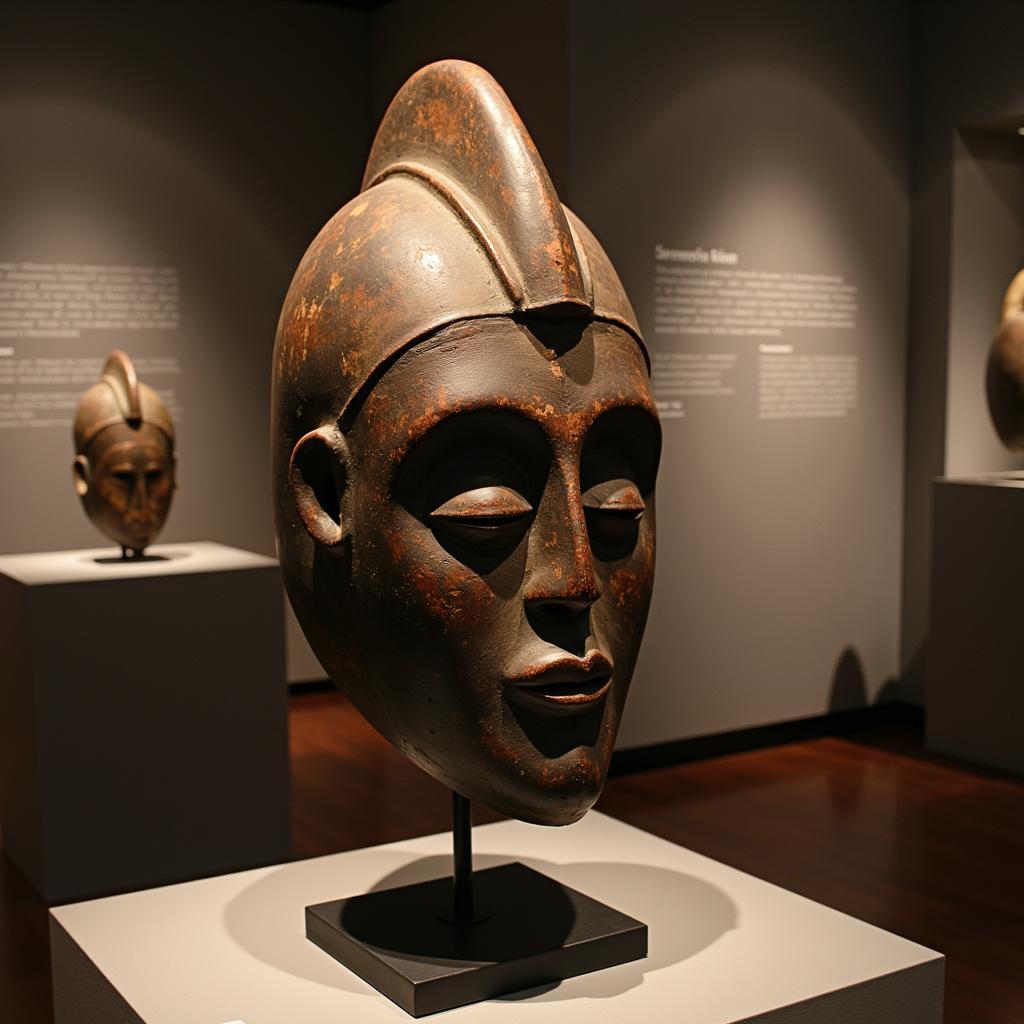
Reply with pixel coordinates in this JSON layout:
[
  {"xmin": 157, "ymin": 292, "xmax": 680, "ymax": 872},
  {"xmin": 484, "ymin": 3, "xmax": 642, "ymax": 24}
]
[
  {"xmin": 582, "ymin": 480, "xmax": 645, "ymax": 550},
  {"xmin": 112, "ymin": 469, "xmax": 135, "ymax": 487},
  {"xmin": 430, "ymin": 485, "xmax": 533, "ymax": 550}
]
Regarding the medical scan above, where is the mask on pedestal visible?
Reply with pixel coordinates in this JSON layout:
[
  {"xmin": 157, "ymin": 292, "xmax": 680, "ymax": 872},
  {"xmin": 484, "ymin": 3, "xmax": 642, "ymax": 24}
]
[
  {"xmin": 73, "ymin": 350, "xmax": 176, "ymax": 557},
  {"xmin": 273, "ymin": 60, "xmax": 660, "ymax": 825}
]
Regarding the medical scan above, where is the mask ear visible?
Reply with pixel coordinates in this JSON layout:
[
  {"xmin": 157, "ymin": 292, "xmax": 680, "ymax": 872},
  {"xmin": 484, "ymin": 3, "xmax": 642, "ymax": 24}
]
[
  {"xmin": 73, "ymin": 455, "xmax": 91, "ymax": 497},
  {"xmin": 289, "ymin": 426, "xmax": 350, "ymax": 547}
]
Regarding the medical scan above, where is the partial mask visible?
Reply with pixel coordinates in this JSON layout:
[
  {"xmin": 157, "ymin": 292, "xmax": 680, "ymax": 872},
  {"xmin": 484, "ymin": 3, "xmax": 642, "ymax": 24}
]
[
  {"xmin": 73, "ymin": 350, "xmax": 176, "ymax": 556},
  {"xmin": 987, "ymin": 269, "xmax": 1024, "ymax": 451},
  {"xmin": 273, "ymin": 61, "xmax": 661, "ymax": 825}
]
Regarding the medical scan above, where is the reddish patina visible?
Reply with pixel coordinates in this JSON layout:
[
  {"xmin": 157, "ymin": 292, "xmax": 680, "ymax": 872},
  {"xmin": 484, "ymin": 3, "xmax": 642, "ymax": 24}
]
[
  {"xmin": 273, "ymin": 61, "xmax": 660, "ymax": 825},
  {"xmin": 73, "ymin": 350, "xmax": 176, "ymax": 558}
]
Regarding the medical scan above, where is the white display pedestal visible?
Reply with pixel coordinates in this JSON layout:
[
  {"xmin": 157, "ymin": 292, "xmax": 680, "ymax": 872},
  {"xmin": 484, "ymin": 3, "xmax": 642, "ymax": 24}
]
[
  {"xmin": 0, "ymin": 542, "xmax": 291, "ymax": 904},
  {"xmin": 928, "ymin": 475, "xmax": 1024, "ymax": 773},
  {"xmin": 50, "ymin": 812, "xmax": 943, "ymax": 1023}
]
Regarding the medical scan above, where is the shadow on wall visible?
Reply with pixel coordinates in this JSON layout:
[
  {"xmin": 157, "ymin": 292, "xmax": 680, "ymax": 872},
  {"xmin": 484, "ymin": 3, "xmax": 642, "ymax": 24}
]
[
  {"xmin": 828, "ymin": 646, "xmax": 868, "ymax": 712},
  {"xmin": 830, "ymin": 645, "xmax": 902, "ymax": 710}
]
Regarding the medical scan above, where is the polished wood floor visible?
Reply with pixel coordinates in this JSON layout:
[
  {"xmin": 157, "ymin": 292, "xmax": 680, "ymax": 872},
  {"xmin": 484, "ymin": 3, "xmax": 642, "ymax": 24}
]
[{"xmin": 2, "ymin": 689, "xmax": 1021, "ymax": 1022}]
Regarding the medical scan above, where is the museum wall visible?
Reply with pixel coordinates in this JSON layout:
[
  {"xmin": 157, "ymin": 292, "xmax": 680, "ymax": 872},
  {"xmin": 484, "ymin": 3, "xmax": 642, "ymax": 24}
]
[
  {"xmin": 900, "ymin": 0, "xmax": 1024, "ymax": 702},
  {"xmin": 569, "ymin": 0, "xmax": 913, "ymax": 747},
  {"xmin": 1, "ymin": 0, "xmax": 923, "ymax": 738},
  {"xmin": 8, "ymin": 1, "xmax": 1015, "ymax": 743},
  {"xmin": 0, "ymin": 0, "xmax": 372, "ymax": 680}
]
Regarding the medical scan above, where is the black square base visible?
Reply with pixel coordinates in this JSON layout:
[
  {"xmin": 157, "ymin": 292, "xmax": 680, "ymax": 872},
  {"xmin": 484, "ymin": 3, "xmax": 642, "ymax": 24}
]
[{"xmin": 305, "ymin": 861, "xmax": 647, "ymax": 1017}]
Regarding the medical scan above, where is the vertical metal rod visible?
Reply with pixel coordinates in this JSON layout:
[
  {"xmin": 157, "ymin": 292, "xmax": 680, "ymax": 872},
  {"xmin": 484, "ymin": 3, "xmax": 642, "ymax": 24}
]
[{"xmin": 452, "ymin": 791, "xmax": 474, "ymax": 923}]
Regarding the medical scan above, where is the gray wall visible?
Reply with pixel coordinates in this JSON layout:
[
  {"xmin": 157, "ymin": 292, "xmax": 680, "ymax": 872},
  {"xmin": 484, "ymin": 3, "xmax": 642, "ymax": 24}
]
[
  {"xmin": 1, "ymin": 0, "xmax": 372, "ymax": 680},
  {"xmin": 1, "ymin": 1, "xmax": 372, "ymax": 558},
  {"xmin": 8, "ymin": 1, "xmax": 1016, "ymax": 744},
  {"xmin": 570, "ymin": 0, "xmax": 912, "ymax": 746},
  {"xmin": 900, "ymin": 0, "xmax": 1024, "ymax": 701}
]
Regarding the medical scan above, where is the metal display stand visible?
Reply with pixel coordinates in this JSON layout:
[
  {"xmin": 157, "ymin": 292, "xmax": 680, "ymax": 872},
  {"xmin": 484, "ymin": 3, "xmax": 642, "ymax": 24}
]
[{"xmin": 305, "ymin": 793, "xmax": 647, "ymax": 1016}]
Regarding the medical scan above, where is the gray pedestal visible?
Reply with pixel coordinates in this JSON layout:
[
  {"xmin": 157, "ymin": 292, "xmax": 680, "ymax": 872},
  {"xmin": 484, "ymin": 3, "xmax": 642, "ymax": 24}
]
[
  {"xmin": 0, "ymin": 542, "xmax": 291, "ymax": 904},
  {"xmin": 50, "ymin": 812, "xmax": 944, "ymax": 1024},
  {"xmin": 928, "ymin": 475, "xmax": 1024, "ymax": 773}
]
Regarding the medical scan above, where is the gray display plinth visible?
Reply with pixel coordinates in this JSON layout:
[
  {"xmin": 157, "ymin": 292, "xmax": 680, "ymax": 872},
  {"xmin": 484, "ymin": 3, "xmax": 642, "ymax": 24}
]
[
  {"xmin": 928, "ymin": 474, "xmax": 1024, "ymax": 773},
  {"xmin": 0, "ymin": 542, "xmax": 291, "ymax": 904},
  {"xmin": 50, "ymin": 812, "xmax": 943, "ymax": 1024}
]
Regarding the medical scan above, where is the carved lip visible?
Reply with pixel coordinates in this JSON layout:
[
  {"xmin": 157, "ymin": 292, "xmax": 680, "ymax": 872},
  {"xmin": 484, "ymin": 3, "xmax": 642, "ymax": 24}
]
[{"xmin": 505, "ymin": 650, "xmax": 613, "ymax": 714}]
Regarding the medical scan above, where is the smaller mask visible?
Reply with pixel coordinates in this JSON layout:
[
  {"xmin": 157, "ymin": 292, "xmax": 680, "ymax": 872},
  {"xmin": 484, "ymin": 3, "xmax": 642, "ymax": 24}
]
[
  {"xmin": 72, "ymin": 350, "xmax": 176, "ymax": 556},
  {"xmin": 987, "ymin": 270, "xmax": 1024, "ymax": 452}
]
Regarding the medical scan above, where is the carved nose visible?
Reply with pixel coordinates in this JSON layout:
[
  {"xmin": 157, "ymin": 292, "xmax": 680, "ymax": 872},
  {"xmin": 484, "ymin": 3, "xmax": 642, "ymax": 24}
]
[
  {"xmin": 523, "ymin": 463, "xmax": 601, "ymax": 646},
  {"xmin": 130, "ymin": 475, "xmax": 146, "ymax": 510},
  {"xmin": 524, "ymin": 592, "xmax": 598, "ymax": 658},
  {"xmin": 523, "ymin": 557, "xmax": 601, "ymax": 612}
]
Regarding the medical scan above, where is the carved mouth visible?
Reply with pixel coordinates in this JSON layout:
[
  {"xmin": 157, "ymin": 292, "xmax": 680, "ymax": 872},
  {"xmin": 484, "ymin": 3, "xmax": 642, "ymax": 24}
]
[{"xmin": 505, "ymin": 651, "xmax": 613, "ymax": 714}]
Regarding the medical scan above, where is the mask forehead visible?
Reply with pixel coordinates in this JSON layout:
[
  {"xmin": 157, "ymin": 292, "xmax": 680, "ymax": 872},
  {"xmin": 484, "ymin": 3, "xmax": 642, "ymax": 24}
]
[
  {"xmin": 354, "ymin": 317, "xmax": 657, "ymax": 471},
  {"xmin": 92, "ymin": 424, "xmax": 170, "ymax": 463},
  {"xmin": 92, "ymin": 425, "xmax": 172, "ymax": 468}
]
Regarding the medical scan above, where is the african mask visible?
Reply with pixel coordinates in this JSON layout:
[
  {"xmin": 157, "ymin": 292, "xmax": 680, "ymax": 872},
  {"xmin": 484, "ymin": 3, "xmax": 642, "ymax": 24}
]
[
  {"xmin": 987, "ymin": 269, "xmax": 1024, "ymax": 452},
  {"xmin": 73, "ymin": 350, "xmax": 176, "ymax": 556},
  {"xmin": 273, "ymin": 61, "xmax": 660, "ymax": 826}
]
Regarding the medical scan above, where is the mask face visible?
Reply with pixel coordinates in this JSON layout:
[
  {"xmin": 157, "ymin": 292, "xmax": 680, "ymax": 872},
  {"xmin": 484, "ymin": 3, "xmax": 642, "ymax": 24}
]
[
  {"xmin": 75, "ymin": 422, "xmax": 176, "ymax": 554},
  {"xmin": 290, "ymin": 316, "xmax": 660, "ymax": 824}
]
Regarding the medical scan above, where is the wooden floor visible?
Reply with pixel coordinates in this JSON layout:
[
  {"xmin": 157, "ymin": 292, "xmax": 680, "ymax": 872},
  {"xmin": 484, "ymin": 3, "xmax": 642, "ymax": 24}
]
[{"xmin": 2, "ymin": 689, "xmax": 1022, "ymax": 1022}]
